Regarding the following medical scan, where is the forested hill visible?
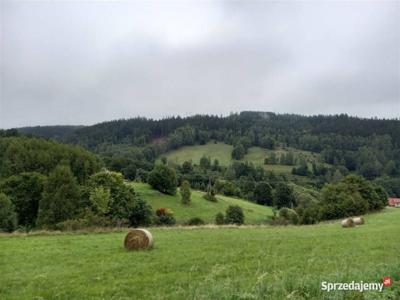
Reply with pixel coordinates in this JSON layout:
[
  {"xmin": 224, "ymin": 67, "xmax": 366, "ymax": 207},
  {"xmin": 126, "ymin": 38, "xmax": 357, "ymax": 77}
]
[
  {"xmin": 17, "ymin": 125, "xmax": 84, "ymax": 141},
  {"xmin": 16, "ymin": 112, "xmax": 400, "ymax": 150}
]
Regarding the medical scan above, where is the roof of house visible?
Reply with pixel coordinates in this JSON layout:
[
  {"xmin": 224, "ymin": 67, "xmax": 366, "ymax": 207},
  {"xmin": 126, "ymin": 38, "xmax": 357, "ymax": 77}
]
[{"xmin": 388, "ymin": 198, "xmax": 400, "ymax": 205}]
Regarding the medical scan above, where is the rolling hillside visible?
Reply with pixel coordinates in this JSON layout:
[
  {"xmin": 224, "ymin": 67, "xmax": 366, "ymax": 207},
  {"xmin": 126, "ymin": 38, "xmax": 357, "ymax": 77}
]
[
  {"xmin": 133, "ymin": 182, "xmax": 273, "ymax": 224},
  {"xmin": 159, "ymin": 141, "xmax": 321, "ymax": 173}
]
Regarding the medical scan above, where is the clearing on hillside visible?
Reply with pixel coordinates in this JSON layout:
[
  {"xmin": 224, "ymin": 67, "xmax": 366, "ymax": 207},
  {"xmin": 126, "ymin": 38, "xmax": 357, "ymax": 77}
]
[
  {"xmin": 159, "ymin": 142, "xmax": 321, "ymax": 173},
  {"xmin": 133, "ymin": 183, "xmax": 273, "ymax": 224}
]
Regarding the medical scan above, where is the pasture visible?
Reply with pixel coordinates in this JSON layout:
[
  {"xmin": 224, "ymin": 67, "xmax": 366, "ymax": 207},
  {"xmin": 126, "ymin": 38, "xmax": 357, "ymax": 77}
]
[
  {"xmin": 133, "ymin": 183, "xmax": 273, "ymax": 224},
  {"xmin": 1, "ymin": 209, "xmax": 399, "ymax": 299},
  {"xmin": 160, "ymin": 142, "xmax": 320, "ymax": 173}
]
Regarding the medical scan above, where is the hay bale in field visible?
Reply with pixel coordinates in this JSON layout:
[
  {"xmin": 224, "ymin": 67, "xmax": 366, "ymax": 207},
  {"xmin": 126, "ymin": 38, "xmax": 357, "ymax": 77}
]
[
  {"xmin": 124, "ymin": 229, "xmax": 153, "ymax": 251},
  {"xmin": 352, "ymin": 217, "xmax": 365, "ymax": 225},
  {"xmin": 341, "ymin": 218, "xmax": 355, "ymax": 228}
]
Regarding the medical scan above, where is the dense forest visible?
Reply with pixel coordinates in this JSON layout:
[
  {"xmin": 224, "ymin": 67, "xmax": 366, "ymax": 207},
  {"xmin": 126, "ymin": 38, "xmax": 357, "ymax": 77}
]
[{"xmin": 1, "ymin": 112, "xmax": 399, "ymax": 231}]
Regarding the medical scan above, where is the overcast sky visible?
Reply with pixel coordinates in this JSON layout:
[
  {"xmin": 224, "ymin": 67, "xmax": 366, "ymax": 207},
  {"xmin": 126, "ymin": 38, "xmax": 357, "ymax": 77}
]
[{"xmin": 1, "ymin": 0, "xmax": 399, "ymax": 128}]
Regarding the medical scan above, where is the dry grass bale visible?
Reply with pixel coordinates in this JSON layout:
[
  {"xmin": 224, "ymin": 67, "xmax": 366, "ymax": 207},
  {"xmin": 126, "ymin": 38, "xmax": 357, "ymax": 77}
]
[
  {"xmin": 352, "ymin": 217, "xmax": 365, "ymax": 225},
  {"xmin": 124, "ymin": 229, "xmax": 153, "ymax": 251},
  {"xmin": 341, "ymin": 218, "xmax": 355, "ymax": 228}
]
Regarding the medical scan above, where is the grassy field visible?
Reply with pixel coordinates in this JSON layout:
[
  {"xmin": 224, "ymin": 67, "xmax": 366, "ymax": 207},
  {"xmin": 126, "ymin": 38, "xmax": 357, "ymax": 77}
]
[
  {"xmin": 160, "ymin": 142, "xmax": 320, "ymax": 173},
  {"xmin": 133, "ymin": 183, "xmax": 273, "ymax": 224},
  {"xmin": 1, "ymin": 209, "xmax": 399, "ymax": 299}
]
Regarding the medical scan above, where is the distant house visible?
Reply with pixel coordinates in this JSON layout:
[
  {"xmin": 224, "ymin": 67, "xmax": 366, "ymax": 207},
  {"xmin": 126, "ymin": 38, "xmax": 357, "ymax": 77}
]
[{"xmin": 388, "ymin": 198, "xmax": 400, "ymax": 207}]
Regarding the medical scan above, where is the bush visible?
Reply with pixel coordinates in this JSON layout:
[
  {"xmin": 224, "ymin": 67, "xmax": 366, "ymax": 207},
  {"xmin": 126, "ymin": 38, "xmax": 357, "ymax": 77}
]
[
  {"xmin": 203, "ymin": 183, "xmax": 217, "ymax": 202},
  {"xmin": 155, "ymin": 208, "xmax": 176, "ymax": 226},
  {"xmin": 225, "ymin": 205, "xmax": 244, "ymax": 225},
  {"xmin": 278, "ymin": 208, "xmax": 299, "ymax": 225},
  {"xmin": 186, "ymin": 217, "xmax": 205, "ymax": 226},
  {"xmin": 180, "ymin": 180, "xmax": 191, "ymax": 204},
  {"xmin": 215, "ymin": 212, "xmax": 225, "ymax": 225},
  {"xmin": 0, "ymin": 193, "xmax": 17, "ymax": 232},
  {"xmin": 148, "ymin": 165, "xmax": 178, "ymax": 195}
]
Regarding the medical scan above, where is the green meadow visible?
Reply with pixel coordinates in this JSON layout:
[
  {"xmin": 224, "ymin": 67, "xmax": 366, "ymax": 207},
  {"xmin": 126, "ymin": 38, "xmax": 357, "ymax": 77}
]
[
  {"xmin": 133, "ymin": 183, "xmax": 273, "ymax": 224},
  {"xmin": 1, "ymin": 209, "xmax": 399, "ymax": 300},
  {"xmin": 160, "ymin": 142, "xmax": 320, "ymax": 173}
]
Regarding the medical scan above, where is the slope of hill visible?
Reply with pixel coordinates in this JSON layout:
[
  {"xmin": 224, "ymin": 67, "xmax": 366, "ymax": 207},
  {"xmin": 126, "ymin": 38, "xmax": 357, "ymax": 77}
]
[
  {"xmin": 159, "ymin": 141, "xmax": 320, "ymax": 173},
  {"xmin": 1, "ymin": 208, "xmax": 399, "ymax": 299},
  {"xmin": 133, "ymin": 182, "xmax": 273, "ymax": 224}
]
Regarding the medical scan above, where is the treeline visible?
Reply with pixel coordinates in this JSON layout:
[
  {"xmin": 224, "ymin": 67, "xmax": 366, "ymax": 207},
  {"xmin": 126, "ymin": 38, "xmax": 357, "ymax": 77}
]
[
  {"xmin": 0, "ymin": 135, "xmax": 154, "ymax": 232},
  {"xmin": 135, "ymin": 160, "xmax": 388, "ymax": 225}
]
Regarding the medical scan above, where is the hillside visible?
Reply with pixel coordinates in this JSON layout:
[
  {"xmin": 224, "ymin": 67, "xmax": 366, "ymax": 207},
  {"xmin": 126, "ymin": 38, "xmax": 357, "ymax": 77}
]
[
  {"xmin": 1, "ymin": 208, "xmax": 399, "ymax": 299},
  {"xmin": 133, "ymin": 182, "xmax": 273, "ymax": 224},
  {"xmin": 159, "ymin": 141, "xmax": 321, "ymax": 173}
]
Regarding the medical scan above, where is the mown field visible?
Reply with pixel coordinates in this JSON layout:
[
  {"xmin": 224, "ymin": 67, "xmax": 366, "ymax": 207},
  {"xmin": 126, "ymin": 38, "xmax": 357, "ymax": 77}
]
[
  {"xmin": 159, "ymin": 142, "xmax": 321, "ymax": 173},
  {"xmin": 133, "ymin": 183, "xmax": 273, "ymax": 224},
  {"xmin": 1, "ymin": 209, "xmax": 399, "ymax": 299}
]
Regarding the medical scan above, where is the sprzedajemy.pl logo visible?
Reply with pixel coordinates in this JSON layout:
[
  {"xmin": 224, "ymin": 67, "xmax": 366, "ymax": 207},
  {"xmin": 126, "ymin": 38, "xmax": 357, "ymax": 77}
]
[{"xmin": 321, "ymin": 277, "xmax": 393, "ymax": 293}]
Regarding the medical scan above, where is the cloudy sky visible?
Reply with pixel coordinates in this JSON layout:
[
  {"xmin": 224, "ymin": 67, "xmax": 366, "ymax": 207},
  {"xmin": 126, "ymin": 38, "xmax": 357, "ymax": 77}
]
[{"xmin": 1, "ymin": 0, "xmax": 399, "ymax": 128}]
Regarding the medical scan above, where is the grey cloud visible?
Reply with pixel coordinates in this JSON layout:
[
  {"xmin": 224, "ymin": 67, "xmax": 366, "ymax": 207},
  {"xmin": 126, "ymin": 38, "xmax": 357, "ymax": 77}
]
[{"xmin": 1, "ymin": 0, "xmax": 399, "ymax": 128}]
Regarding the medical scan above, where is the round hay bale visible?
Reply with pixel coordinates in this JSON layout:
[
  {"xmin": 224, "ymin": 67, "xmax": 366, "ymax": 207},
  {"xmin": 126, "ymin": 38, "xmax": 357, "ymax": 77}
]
[
  {"xmin": 124, "ymin": 229, "xmax": 153, "ymax": 251},
  {"xmin": 353, "ymin": 217, "xmax": 365, "ymax": 225},
  {"xmin": 341, "ymin": 218, "xmax": 355, "ymax": 228}
]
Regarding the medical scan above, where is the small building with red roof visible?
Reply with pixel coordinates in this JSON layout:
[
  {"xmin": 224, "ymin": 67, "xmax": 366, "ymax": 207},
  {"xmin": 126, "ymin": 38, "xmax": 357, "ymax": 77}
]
[{"xmin": 388, "ymin": 198, "xmax": 400, "ymax": 207}]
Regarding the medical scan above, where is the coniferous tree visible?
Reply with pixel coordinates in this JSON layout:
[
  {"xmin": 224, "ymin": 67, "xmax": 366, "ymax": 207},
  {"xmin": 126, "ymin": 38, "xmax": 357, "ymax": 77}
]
[{"xmin": 180, "ymin": 180, "xmax": 191, "ymax": 204}]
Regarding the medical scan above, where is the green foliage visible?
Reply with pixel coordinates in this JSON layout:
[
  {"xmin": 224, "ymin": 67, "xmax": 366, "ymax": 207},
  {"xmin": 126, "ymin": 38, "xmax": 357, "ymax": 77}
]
[
  {"xmin": 89, "ymin": 187, "xmax": 110, "ymax": 215},
  {"xmin": 259, "ymin": 135, "xmax": 275, "ymax": 149},
  {"xmin": 186, "ymin": 217, "xmax": 205, "ymax": 226},
  {"xmin": 128, "ymin": 196, "xmax": 153, "ymax": 227},
  {"xmin": 155, "ymin": 208, "xmax": 176, "ymax": 226},
  {"xmin": 253, "ymin": 181, "xmax": 273, "ymax": 206},
  {"xmin": 88, "ymin": 171, "xmax": 152, "ymax": 226},
  {"xmin": 231, "ymin": 144, "xmax": 245, "ymax": 160},
  {"xmin": 220, "ymin": 181, "xmax": 240, "ymax": 197},
  {"xmin": 199, "ymin": 155, "xmax": 211, "ymax": 169},
  {"xmin": 37, "ymin": 165, "xmax": 80, "ymax": 227},
  {"xmin": 179, "ymin": 180, "xmax": 191, "ymax": 204},
  {"xmin": 148, "ymin": 164, "xmax": 178, "ymax": 195},
  {"xmin": 278, "ymin": 208, "xmax": 299, "ymax": 225},
  {"xmin": 0, "ymin": 136, "xmax": 102, "ymax": 184},
  {"xmin": 0, "ymin": 193, "xmax": 17, "ymax": 232},
  {"xmin": 274, "ymin": 183, "xmax": 295, "ymax": 209},
  {"xmin": 320, "ymin": 175, "xmax": 387, "ymax": 220},
  {"xmin": 203, "ymin": 181, "xmax": 217, "ymax": 202},
  {"xmin": 215, "ymin": 212, "xmax": 225, "ymax": 225},
  {"xmin": 225, "ymin": 205, "xmax": 244, "ymax": 225},
  {"xmin": 0, "ymin": 172, "xmax": 45, "ymax": 226}
]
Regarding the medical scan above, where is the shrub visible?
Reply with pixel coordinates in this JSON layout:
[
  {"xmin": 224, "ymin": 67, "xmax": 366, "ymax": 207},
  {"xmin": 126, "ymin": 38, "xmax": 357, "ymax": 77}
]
[
  {"xmin": 186, "ymin": 217, "xmax": 205, "ymax": 226},
  {"xmin": 215, "ymin": 212, "xmax": 225, "ymax": 225},
  {"xmin": 180, "ymin": 180, "xmax": 191, "ymax": 204},
  {"xmin": 148, "ymin": 164, "xmax": 178, "ymax": 195},
  {"xmin": 155, "ymin": 208, "xmax": 176, "ymax": 226},
  {"xmin": 0, "ymin": 193, "xmax": 17, "ymax": 232},
  {"xmin": 278, "ymin": 208, "xmax": 299, "ymax": 225},
  {"xmin": 203, "ymin": 182, "xmax": 217, "ymax": 202},
  {"xmin": 225, "ymin": 205, "xmax": 244, "ymax": 225}
]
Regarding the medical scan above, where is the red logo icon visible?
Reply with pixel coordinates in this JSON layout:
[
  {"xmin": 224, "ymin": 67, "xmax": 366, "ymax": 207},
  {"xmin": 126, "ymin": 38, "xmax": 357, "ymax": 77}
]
[{"xmin": 383, "ymin": 276, "xmax": 392, "ymax": 287}]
